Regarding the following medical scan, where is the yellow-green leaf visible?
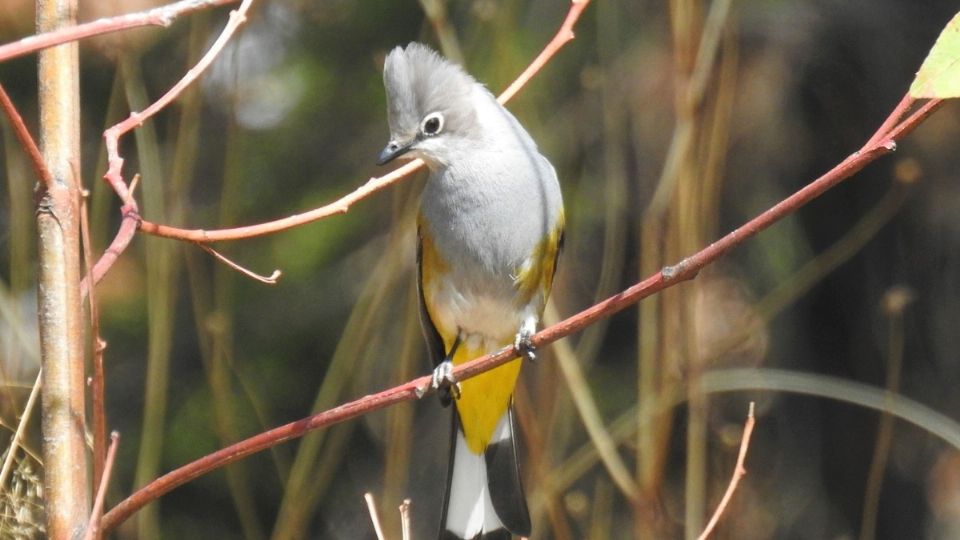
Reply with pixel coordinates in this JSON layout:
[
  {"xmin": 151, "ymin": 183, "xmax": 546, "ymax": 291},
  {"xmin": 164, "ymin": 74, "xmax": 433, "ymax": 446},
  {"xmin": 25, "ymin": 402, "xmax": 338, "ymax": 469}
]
[{"xmin": 910, "ymin": 12, "xmax": 960, "ymax": 98}]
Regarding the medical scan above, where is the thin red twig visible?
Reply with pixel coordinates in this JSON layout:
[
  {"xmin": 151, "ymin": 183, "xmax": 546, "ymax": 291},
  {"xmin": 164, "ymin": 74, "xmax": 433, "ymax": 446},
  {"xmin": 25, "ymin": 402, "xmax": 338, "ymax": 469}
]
[
  {"xmin": 80, "ymin": 215, "xmax": 139, "ymax": 298},
  {"xmin": 102, "ymin": 0, "xmax": 255, "ymax": 206},
  {"xmin": 79, "ymin": 0, "xmax": 255, "ymax": 294},
  {"xmin": 99, "ymin": 91, "xmax": 947, "ymax": 534},
  {"xmin": 137, "ymin": 159, "xmax": 426, "ymax": 242},
  {"xmin": 696, "ymin": 403, "xmax": 756, "ymax": 540},
  {"xmin": 81, "ymin": 193, "xmax": 108, "ymax": 491},
  {"xmin": 498, "ymin": 0, "xmax": 590, "ymax": 103},
  {"xmin": 0, "ymin": 0, "xmax": 240, "ymax": 63},
  {"xmin": 863, "ymin": 94, "xmax": 915, "ymax": 150},
  {"xmin": 0, "ymin": 83, "xmax": 54, "ymax": 189},
  {"xmin": 83, "ymin": 432, "xmax": 120, "ymax": 540}
]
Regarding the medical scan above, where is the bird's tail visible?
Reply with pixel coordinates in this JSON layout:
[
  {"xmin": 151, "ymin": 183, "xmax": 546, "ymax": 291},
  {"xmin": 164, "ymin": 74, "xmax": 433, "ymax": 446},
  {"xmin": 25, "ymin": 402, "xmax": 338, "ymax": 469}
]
[{"xmin": 439, "ymin": 406, "xmax": 530, "ymax": 540}]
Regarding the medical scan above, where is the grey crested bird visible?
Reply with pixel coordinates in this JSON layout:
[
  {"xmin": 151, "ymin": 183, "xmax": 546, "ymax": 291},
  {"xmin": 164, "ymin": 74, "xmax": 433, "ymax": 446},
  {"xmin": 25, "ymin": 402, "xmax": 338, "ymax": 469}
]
[{"xmin": 377, "ymin": 43, "xmax": 564, "ymax": 540}]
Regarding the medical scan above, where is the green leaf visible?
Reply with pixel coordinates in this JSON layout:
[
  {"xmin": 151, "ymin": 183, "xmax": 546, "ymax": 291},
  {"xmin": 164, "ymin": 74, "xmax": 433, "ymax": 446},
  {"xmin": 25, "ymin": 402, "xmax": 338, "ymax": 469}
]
[{"xmin": 910, "ymin": 12, "xmax": 960, "ymax": 98}]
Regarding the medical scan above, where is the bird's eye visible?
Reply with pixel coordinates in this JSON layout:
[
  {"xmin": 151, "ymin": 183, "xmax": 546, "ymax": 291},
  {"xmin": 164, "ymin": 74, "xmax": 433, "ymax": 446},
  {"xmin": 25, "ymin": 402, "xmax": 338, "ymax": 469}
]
[{"xmin": 421, "ymin": 112, "xmax": 444, "ymax": 136}]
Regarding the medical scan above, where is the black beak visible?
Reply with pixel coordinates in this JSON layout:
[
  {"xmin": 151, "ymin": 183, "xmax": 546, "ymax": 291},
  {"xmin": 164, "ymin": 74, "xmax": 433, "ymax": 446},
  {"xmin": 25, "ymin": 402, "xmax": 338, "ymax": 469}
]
[{"xmin": 377, "ymin": 139, "xmax": 414, "ymax": 165}]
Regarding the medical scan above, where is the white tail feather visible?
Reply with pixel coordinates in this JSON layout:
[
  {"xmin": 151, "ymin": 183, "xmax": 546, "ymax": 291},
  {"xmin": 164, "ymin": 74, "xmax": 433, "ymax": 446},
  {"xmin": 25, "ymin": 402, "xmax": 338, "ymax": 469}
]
[{"xmin": 445, "ymin": 416, "xmax": 511, "ymax": 538}]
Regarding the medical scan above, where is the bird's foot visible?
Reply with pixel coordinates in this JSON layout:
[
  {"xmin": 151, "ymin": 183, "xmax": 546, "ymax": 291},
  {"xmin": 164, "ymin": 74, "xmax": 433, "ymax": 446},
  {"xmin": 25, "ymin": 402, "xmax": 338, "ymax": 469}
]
[
  {"xmin": 431, "ymin": 360, "xmax": 461, "ymax": 407},
  {"xmin": 514, "ymin": 318, "xmax": 537, "ymax": 363}
]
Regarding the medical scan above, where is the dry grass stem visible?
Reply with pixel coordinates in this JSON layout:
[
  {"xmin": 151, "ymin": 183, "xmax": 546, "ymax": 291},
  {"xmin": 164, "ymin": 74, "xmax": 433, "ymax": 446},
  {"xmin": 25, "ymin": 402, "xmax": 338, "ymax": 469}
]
[
  {"xmin": 399, "ymin": 499, "xmax": 411, "ymax": 540},
  {"xmin": 0, "ymin": 371, "xmax": 42, "ymax": 491},
  {"xmin": 365, "ymin": 492, "xmax": 386, "ymax": 540}
]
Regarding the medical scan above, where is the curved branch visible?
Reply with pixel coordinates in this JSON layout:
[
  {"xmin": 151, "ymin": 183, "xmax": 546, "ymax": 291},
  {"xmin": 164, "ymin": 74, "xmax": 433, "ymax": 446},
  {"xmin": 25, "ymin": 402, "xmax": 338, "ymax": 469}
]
[
  {"xmin": 137, "ymin": 159, "xmax": 425, "ymax": 242},
  {"xmin": 81, "ymin": 0, "xmax": 255, "ymax": 292},
  {"xmin": 0, "ymin": 0, "xmax": 240, "ymax": 63}
]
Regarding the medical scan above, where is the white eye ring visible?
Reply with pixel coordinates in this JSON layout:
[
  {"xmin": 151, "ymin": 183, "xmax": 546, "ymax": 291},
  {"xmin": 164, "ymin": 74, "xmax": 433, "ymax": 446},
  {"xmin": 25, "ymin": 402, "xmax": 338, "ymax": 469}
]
[{"xmin": 421, "ymin": 112, "xmax": 444, "ymax": 136}]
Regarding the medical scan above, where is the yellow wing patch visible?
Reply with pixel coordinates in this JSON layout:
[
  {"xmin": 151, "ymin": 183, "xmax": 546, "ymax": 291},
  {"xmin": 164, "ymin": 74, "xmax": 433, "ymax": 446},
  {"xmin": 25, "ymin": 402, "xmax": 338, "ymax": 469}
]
[
  {"xmin": 418, "ymin": 215, "xmax": 457, "ymax": 351},
  {"xmin": 514, "ymin": 210, "xmax": 565, "ymax": 306}
]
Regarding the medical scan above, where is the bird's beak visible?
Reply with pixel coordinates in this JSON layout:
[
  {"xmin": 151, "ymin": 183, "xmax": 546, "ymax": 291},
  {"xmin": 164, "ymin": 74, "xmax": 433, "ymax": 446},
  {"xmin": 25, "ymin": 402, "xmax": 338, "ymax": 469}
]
[{"xmin": 377, "ymin": 138, "xmax": 415, "ymax": 165}]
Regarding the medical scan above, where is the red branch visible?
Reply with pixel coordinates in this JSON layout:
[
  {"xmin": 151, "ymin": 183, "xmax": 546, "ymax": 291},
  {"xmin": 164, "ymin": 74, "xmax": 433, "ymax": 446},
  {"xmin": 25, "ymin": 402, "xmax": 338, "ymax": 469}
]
[
  {"xmin": 100, "ymin": 92, "xmax": 946, "ymax": 534},
  {"xmin": 498, "ymin": 0, "xmax": 589, "ymax": 104},
  {"xmin": 79, "ymin": 0, "xmax": 255, "ymax": 295},
  {"xmin": 0, "ymin": 83, "xmax": 54, "ymax": 189},
  {"xmin": 0, "ymin": 0, "xmax": 240, "ymax": 63},
  {"xmin": 696, "ymin": 403, "xmax": 756, "ymax": 540},
  {"xmin": 102, "ymin": 0, "xmax": 254, "ymax": 206},
  {"xmin": 136, "ymin": 159, "xmax": 427, "ymax": 242}
]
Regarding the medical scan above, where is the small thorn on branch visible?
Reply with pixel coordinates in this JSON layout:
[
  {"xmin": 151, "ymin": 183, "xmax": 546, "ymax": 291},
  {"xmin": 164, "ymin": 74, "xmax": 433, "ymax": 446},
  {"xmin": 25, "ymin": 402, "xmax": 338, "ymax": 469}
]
[{"xmin": 129, "ymin": 173, "xmax": 141, "ymax": 196}]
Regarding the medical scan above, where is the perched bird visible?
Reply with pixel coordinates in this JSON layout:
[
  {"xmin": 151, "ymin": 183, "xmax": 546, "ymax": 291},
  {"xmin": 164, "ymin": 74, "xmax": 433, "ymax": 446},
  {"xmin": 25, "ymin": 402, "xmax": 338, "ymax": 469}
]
[{"xmin": 377, "ymin": 43, "xmax": 564, "ymax": 540}]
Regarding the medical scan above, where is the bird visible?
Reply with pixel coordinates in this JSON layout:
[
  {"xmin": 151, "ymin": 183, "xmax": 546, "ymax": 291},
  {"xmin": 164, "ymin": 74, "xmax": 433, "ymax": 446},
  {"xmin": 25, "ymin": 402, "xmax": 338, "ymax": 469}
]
[{"xmin": 377, "ymin": 43, "xmax": 564, "ymax": 540}]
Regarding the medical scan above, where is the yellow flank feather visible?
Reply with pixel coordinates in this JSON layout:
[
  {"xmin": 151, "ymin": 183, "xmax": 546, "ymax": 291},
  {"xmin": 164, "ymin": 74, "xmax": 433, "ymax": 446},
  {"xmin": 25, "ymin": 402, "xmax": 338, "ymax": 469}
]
[
  {"xmin": 513, "ymin": 211, "xmax": 565, "ymax": 305},
  {"xmin": 418, "ymin": 218, "xmax": 448, "ymax": 292}
]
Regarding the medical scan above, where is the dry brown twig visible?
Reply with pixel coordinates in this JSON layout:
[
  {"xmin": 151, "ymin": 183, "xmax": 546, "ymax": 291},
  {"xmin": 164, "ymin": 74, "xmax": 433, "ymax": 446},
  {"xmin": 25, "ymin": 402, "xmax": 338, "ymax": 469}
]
[{"xmin": 696, "ymin": 402, "xmax": 756, "ymax": 540}]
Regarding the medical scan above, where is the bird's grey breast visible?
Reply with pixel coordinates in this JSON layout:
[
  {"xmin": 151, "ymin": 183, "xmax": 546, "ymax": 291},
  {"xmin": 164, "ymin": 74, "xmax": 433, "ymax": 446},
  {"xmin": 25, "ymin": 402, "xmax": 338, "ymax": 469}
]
[{"xmin": 420, "ymin": 144, "xmax": 560, "ymax": 289}]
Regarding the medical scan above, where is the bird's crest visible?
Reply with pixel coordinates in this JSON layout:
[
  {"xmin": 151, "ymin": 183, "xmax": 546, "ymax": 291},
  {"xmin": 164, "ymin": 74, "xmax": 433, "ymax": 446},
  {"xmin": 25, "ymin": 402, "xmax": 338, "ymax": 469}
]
[{"xmin": 383, "ymin": 43, "xmax": 480, "ymax": 138}]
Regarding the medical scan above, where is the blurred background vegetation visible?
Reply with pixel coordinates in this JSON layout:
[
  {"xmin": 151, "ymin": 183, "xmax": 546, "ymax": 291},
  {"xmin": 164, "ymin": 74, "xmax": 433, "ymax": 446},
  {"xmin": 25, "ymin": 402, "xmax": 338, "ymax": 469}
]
[{"xmin": 2, "ymin": 0, "xmax": 960, "ymax": 538}]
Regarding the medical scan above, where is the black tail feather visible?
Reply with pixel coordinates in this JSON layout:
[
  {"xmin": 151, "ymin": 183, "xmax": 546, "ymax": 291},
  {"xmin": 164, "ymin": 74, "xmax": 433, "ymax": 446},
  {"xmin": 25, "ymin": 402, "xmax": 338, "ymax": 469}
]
[
  {"xmin": 438, "ymin": 408, "xmax": 459, "ymax": 540},
  {"xmin": 484, "ymin": 406, "xmax": 530, "ymax": 537}
]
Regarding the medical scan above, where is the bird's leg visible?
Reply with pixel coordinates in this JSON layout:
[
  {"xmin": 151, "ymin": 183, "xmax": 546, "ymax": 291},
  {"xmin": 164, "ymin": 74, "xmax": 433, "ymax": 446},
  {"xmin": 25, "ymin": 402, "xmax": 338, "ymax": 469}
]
[
  {"xmin": 432, "ymin": 334, "xmax": 462, "ymax": 407},
  {"xmin": 514, "ymin": 316, "xmax": 538, "ymax": 363}
]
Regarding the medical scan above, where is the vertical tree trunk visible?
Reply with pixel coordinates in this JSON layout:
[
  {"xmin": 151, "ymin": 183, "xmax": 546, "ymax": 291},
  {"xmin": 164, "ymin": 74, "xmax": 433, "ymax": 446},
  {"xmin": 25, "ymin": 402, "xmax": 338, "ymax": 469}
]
[{"xmin": 35, "ymin": 0, "xmax": 90, "ymax": 537}]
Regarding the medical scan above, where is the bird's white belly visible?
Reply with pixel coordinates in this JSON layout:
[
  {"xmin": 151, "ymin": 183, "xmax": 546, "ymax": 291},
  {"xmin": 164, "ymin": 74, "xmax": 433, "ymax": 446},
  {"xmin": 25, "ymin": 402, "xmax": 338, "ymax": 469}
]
[{"xmin": 428, "ymin": 275, "xmax": 523, "ymax": 352}]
